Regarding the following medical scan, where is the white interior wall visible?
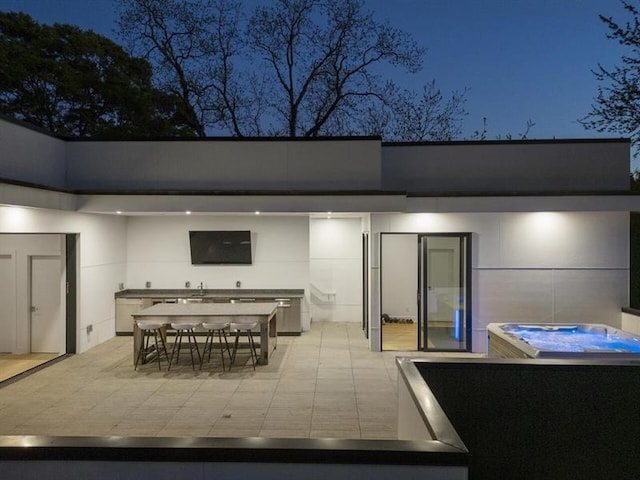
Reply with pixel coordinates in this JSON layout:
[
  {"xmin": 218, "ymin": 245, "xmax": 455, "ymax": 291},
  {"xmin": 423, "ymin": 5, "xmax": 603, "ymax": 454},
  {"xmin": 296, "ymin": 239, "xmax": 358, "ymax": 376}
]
[
  {"xmin": 125, "ymin": 215, "xmax": 311, "ymax": 328},
  {"xmin": 309, "ymin": 217, "xmax": 363, "ymax": 323},
  {"xmin": 380, "ymin": 234, "xmax": 418, "ymax": 321},
  {"xmin": 0, "ymin": 206, "xmax": 127, "ymax": 353},
  {"xmin": 372, "ymin": 211, "xmax": 629, "ymax": 352}
]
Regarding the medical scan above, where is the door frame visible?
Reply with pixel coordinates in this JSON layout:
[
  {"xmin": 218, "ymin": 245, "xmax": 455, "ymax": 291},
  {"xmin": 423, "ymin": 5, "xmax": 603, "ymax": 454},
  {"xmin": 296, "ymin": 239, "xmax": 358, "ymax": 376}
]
[
  {"xmin": 379, "ymin": 231, "xmax": 472, "ymax": 352},
  {"xmin": 65, "ymin": 234, "xmax": 78, "ymax": 354},
  {"xmin": 362, "ymin": 232, "xmax": 369, "ymax": 339},
  {"xmin": 418, "ymin": 233, "xmax": 472, "ymax": 352}
]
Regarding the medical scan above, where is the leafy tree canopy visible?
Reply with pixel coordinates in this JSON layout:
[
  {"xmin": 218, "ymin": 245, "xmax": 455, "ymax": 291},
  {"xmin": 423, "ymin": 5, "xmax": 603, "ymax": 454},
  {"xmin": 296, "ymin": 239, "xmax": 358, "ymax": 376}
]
[{"xmin": 0, "ymin": 11, "xmax": 195, "ymax": 137}]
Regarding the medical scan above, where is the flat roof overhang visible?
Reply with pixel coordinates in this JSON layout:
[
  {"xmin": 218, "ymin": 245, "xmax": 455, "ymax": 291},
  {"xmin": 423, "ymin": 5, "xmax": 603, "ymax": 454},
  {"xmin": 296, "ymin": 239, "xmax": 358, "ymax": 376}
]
[
  {"xmin": 3, "ymin": 179, "xmax": 640, "ymax": 214},
  {"xmin": 72, "ymin": 191, "xmax": 640, "ymax": 215}
]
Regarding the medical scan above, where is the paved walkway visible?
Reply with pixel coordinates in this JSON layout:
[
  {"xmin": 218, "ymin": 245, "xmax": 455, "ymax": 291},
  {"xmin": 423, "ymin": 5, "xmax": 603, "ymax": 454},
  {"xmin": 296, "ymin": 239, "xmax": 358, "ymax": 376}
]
[{"xmin": 0, "ymin": 321, "xmax": 479, "ymax": 439}]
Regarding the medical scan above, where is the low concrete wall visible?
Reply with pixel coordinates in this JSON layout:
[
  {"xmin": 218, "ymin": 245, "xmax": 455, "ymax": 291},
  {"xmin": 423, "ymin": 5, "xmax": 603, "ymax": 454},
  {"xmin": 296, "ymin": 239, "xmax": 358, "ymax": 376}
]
[
  {"xmin": 0, "ymin": 435, "xmax": 468, "ymax": 480},
  {"xmin": 411, "ymin": 357, "xmax": 640, "ymax": 480}
]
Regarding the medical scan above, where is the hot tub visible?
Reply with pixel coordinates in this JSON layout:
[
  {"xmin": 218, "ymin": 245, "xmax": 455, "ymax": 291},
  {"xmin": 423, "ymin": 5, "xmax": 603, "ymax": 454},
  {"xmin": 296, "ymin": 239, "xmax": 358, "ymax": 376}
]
[{"xmin": 487, "ymin": 323, "xmax": 640, "ymax": 359}]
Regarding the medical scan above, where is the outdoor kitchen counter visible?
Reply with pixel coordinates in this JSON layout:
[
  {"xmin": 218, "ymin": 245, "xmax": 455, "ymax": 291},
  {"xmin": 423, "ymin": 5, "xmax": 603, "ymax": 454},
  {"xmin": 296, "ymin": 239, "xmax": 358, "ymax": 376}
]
[
  {"xmin": 115, "ymin": 288, "xmax": 305, "ymax": 299},
  {"xmin": 115, "ymin": 289, "xmax": 305, "ymax": 336}
]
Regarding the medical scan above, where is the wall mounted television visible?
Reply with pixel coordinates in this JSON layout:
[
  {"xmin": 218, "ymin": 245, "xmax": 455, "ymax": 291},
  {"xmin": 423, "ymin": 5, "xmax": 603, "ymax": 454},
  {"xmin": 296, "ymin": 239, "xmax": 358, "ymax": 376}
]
[{"xmin": 189, "ymin": 230, "xmax": 252, "ymax": 265}]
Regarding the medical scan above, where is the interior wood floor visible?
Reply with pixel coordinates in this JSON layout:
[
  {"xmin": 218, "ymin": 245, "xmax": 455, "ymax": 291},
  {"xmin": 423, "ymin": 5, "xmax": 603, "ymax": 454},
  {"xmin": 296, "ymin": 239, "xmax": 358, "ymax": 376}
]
[
  {"xmin": 381, "ymin": 323, "xmax": 418, "ymax": 351},
  {"xmin": 0, "ymin": 353, "xmax": 60, "ymax": 383}
]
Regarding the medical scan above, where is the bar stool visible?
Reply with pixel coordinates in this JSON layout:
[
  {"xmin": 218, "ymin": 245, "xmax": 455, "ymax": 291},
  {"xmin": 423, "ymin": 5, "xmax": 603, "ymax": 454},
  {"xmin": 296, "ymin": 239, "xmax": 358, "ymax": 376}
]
[
  {"xmin": 135, "ymin": 318, "xmax": 170, "ymax": 371},
  {"xmin": 200, "ymin": 317, "xmax": 232, "ymax": 371},
  {"xmin": 169, "ymin": 319, "xmax": 202, "ymax": 371},
  {"xmin": 230, "ymin": 317, "xmax": 259, "ymax": 371}
]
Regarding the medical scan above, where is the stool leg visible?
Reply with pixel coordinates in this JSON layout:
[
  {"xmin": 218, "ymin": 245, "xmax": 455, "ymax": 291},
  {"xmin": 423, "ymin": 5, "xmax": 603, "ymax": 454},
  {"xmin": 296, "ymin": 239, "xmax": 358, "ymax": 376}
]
[
  {"xmin": 153, "ymin": 330, "xmax": 162, "ymax": 371},
  {"xmin": 200, "ymin": 330, "xmax": 212, "ymax": 369},
  {"xmin": 191, "ymin": 330, "xmax": 201, "ymax": 363},
  {"xmin": 186, "ymin": 330, "xmax": 196, "ymax": 371},
  {"xmin": 222, "ymin": 329, "xmax": 231, "ymax": 363},
  {"xmin": 134, "ymin": 330, "xmax": 147, "ymax": 370},
  {"xmin": 247, "ymin": 329, "xmax": 256, "ymax": 370},
  {"xmin": 217, "ymin": 330, "xmax": 224, "ymax": 371},
  {"xmin": 169, "ymin": 330, "xmax": 182, "ymax": 371},
  {"xmin": 230, "ymin": 330, "xmax": 240, "ymax": 370},
  {"xmin": 159, "ymin": 331, "xmax": 170, "ymax": 366}
]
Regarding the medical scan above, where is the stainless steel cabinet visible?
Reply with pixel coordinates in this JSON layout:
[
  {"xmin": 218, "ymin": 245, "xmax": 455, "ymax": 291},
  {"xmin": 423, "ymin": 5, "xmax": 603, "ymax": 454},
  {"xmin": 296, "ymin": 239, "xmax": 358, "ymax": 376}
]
[{"xmin": 274, "ymin": 297, "xmax": 301, "ymax": 335}]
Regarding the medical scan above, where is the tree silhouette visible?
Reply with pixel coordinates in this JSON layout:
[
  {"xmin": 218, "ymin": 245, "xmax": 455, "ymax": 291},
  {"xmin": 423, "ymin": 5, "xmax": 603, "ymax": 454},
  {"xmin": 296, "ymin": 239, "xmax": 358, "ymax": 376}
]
[
  {"xmin": 0, "ymin": 12, "xmax": 194, "ymax": 137},
  {"xmin": 116, "ymin": 0, "xmax": 467, "ymax": 139},
  {"xmin": 581, "ymin": 1, "xmax": 640, "ymax": 147}
]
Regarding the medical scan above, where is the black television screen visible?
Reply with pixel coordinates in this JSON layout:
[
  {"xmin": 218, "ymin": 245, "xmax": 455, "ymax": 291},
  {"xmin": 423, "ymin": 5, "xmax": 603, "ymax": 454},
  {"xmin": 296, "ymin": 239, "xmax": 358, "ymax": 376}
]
[{"xmin": 189, "ymin": 230, "xmax": 252, "ymax": 265}]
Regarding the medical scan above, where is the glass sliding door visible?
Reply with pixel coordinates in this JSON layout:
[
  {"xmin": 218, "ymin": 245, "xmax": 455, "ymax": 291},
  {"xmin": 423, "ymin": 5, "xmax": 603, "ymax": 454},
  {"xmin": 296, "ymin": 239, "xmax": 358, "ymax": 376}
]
[
  {"xmin": 380, "ymin": 232, "xmax": 471, "ymax": 352},
  {"xmin": 418, "ymin": 234, "xmax": 471, "ymax": 351}
]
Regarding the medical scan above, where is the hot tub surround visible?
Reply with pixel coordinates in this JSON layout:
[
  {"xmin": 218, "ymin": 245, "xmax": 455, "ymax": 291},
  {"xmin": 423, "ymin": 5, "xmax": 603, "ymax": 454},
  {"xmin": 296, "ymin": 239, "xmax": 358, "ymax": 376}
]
[{"xmin": 488, "ymin": 322, "xmax": 640, "ymax": 359}]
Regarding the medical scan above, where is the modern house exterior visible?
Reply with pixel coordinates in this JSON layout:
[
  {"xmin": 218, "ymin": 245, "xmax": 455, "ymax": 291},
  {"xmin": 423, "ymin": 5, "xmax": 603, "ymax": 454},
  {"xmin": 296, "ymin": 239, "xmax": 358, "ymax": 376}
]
[{"xmin": 0, "ymin": 115, "xmax": 637, "ymax": 357}]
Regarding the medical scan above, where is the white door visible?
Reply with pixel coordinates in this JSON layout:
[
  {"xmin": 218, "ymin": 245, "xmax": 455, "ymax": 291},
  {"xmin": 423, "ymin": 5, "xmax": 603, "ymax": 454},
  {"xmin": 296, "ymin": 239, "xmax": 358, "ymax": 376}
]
[{"xmin": 30, "ymin": 256, "xmax": 64, "ymax": 353}]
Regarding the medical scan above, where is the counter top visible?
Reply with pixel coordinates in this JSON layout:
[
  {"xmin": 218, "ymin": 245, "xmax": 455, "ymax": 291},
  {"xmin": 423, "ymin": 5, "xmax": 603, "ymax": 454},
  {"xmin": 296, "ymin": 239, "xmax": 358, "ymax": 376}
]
[{"xmin": 115, "ymin": 288, "xmax": 305, "ymax": 299}]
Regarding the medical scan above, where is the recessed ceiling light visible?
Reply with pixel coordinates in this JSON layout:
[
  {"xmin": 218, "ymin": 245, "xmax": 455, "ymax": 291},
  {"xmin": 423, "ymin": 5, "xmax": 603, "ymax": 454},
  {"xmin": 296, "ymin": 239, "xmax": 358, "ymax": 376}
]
[
  {"xmin": 116, "ymin": 210, "xmax": 122, "ymax": 215},
  {"xmin": 255, "ymin": 211, "xmax": 261, "ymax": 215},
  {"xmin": 186, "ymin": 210, "xmax": 192, "ymax": 215}
]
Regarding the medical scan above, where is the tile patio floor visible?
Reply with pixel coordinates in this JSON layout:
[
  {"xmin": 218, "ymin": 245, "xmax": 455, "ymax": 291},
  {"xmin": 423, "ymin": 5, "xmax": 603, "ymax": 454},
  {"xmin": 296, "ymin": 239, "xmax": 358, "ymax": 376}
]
[{"xmin": 0, "ymin": 321, "xmax": 481, "ymax": 439}]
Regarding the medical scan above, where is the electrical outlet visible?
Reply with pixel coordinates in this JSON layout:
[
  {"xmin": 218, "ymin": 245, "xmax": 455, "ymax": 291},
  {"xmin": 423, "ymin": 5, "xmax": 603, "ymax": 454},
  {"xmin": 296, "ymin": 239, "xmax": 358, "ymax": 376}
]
[
  {"xmin": 236, "ymin": 280, "xmax": 241, "ymax": 288},
  {"xmin": 86, "ymin": 325, "xmax": 93, "ymax": 334},
  {"xmin": 146, "ymin": 281, "xmax": 152, "ymax": 288},
  {"xmin": 185, "ymin": 281, "xmax": 191, "ymax": 288}
]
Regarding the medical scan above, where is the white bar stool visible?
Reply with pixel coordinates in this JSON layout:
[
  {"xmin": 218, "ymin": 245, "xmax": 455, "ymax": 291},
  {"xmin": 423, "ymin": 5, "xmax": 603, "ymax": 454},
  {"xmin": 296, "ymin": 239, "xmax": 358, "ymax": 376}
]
[
  {"xmin": 200, "ymin": 317, "xmax": 232, "ymax": 371},
  {"xmin": 169, "ymin": 319, "xmax": 202, "ymax": 371},
  {"xmin": 230, "ymin": 317, "xmax": 259, "ymax": 371},
  {"xmin": 135, "ymin": 318, "xmax": 170, "ymax": 370}
]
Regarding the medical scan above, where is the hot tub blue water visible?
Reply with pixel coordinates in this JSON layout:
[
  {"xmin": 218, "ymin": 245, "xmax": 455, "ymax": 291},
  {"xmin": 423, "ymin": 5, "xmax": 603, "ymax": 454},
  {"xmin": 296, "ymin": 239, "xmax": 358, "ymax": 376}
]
[
  {"xmin": 501, "ymin": 324, "xmax": 640, "ymax": 353},
  {"xmin": 488, "ymin": 323, "xmax": 640, "ymax": 359}
]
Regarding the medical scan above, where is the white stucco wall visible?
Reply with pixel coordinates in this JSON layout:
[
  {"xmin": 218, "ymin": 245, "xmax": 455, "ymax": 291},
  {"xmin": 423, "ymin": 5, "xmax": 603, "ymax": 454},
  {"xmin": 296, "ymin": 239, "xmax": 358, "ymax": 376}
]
[
  {"xmin": 371, "ymin": 211, "xmax": 629, "ymax": 352},
  {"xmin": 0, "ymin": 206, "xmax": 127, "ymax": 353},
  {"xmin": 125, "ymin": 215, "xmax": 311, "ymax": 329},
  {"xmin": 0, "ymin": 119, "xmax": 67, "ymax": 188},
  {"xmin": 65, "ymin": 139, "xmax": 382, "ymax": 191},
  {"xmin": 309, "ymin": 217, "xmax": 363, "ymax": 323},
  {"xmin": 382, "ymin": 140, "xmax": 630, "ymax": 193}
]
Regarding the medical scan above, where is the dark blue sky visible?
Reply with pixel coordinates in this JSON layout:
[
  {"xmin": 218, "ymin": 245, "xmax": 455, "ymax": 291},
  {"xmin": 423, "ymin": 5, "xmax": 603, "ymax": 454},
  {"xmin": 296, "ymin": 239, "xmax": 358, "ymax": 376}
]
[{"xmin": 0, "ymin": 0, "xmax": 630, "ymax": 144}]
